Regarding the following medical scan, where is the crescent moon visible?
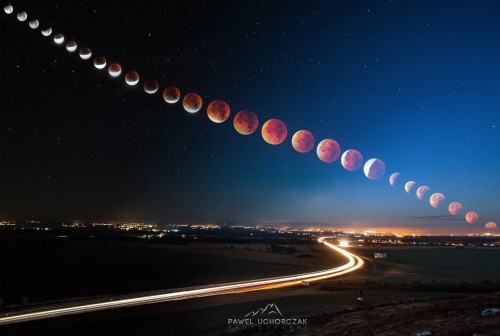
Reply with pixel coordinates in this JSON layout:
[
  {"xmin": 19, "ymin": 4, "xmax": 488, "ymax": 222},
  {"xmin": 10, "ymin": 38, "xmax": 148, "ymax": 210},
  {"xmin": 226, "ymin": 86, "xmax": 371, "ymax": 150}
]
[
  {"xmin": 416, "ymin": 186, "xmax": 430, "ymax": 200},
  {"xmin": 404, "ymin": 181, "xmax": 416, "ymax": 193},
  {"xmin": 389, "ymin": 172, "xmax": 401, "ymax": 186}
]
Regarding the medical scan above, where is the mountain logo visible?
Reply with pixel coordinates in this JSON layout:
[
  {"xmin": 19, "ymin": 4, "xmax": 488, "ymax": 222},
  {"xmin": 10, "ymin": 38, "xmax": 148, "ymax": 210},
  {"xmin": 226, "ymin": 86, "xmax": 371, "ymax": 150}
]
[{"xmin": 244, "ymin": 303, "xmax": 283, "ymax": 317}]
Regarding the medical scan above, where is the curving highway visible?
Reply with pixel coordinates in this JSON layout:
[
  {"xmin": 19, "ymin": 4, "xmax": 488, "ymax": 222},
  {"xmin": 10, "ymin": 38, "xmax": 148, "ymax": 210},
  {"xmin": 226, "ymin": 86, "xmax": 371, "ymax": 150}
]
[{"xmin": 0, "ymin": 237, "xmax": 364, "ymax": 325}]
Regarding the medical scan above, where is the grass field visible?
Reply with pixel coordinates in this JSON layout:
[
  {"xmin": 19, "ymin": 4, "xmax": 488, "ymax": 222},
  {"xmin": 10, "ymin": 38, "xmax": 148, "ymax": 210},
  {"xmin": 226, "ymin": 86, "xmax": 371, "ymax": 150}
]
[
  {"xmin": 0, "ymin": 237, "xmax": 344, "ymax": 306},
  {"xmin": 350, "ymin": 246, "xmax": 500, "ymax": 282}
]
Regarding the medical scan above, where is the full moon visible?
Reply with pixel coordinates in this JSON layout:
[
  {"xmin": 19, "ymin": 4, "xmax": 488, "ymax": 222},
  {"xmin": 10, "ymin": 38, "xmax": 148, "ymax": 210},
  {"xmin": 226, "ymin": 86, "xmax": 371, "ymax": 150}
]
[
  {"xmin": 143, "ymin": 80, "xmax": 159, "ymax": 94},
  {"xmin": 53, "ymin": 33, "xmax": 65, "ymax": 44},
  {"xmin": 341, "ymin": 149, "xmax": 363, "ymax": 171},
  {"xmin": 429, "ymin": 192, "xmax": 445, "ymax": 208},
  {"xmin": 41, "ymin": 27, "xmax": 52, "ymax": 36},
  {"xmin": 163, "ymin": 86, "xmax": 180, "ymax": 104},
  {"xmin": 292, "ymin": 130, "xmax": 315, "ymax": 153},
  {"xmin": 465, "ymin": 211, "xmax": 478, "ymax": 224},
  {"xmin": 416, "ymin": 186, "xmax": 430, "ymax": 200},
  {"xmin": 93, "ymin": 56, "xmax": 107, "ymax": 69},
  {"xmin": 207, "ymin": 100, "xmax": 230, "ymax": 123},
  {"xmin": 79, "ymin": 47, "xmax": 92, "ymax": 60},
  {"xmin": 125, "ymin": 71, "xmax": 139, "ymax": 86},
  {"xmin": 233, "ymin": 110, "xmax": 259, "ymax": 135},
  {"xmin": 108, "ymin": 63, "xmax": 122, "ymax": 77},
  {"xmin": 389, "ymin": 172, "xmax": 401, "ymax": 186},
  {"xmin": 448, "ymin": 201, "xmax": 462, "ymax": 216},
  {"xmin": 363, "ymin": 158, "xmax": 386, "ymax": 180},
  {"xmin": 183, "ymin": 93, "xmax": 203, "ymax": 113},
  {"xmin": 17, "ymin": 11, "xmax": 27, "ymax": 22},
  {"xmin": 29, "ymin": 19, "xmax": 39, "ymax": 29},
  {"xmin": 317, "ymin": 139, "xmax": 341, "ymax": 163},
  {"xmin": 4, "ymin": 5, "xmax": 13, "ymax": 14},
  {"xmin": 66, "ymin": 41, "xmax": 77, "ymax": 52},
  {"xmin": 404, "ymin": 181, "xmax": 416, "ymax": 193},
  {"xmin": 485, "ymin": 222, "xmax": 497, "ymax": 229},
  {"xmin": 261, "ymin": 119, "xmax": 287, "ymax": 145}
]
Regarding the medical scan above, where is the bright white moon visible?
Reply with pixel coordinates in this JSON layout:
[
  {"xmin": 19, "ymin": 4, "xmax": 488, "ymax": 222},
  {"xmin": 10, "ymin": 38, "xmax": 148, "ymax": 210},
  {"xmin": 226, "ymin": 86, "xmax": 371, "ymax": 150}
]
[
  {"xmin": 53, "ymin": 33, "xmax": 64, "ymax": 44},
  {"xmin": 41, "ymin": 27, "xmax": 52, "ymax": 36},
  {"xmin": 17, "ymin": 11, "xmax": 27, "ymax": 22},
  {"xmin": 29, "ymin": 19, "xmax": 39, "ymax": 29},
  {"xmin": 4, "ymin": 5, "xmax": 13, "ymax": 14}
]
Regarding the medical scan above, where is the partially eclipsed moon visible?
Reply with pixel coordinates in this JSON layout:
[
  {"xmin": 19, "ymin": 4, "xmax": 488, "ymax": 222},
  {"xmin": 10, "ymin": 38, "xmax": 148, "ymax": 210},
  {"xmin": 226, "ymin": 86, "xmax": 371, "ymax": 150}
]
[
  {"xmin": 66, "ymin": 41, "xmax": 77, "ymax": 52},
  {"xmin": 485, "ymin": 222, "xmax": 497, "ymax": 229},
  {"xmin": 363, "ymin": 158, "xmax": 386, "ymax": 180},
  {"xmin": 317, "ymin": 139, "xmax": 341, "ymax": 163},
  {"xmin": 429, "ymin": 192, "xmax": 445, "ymax": 208},
  {"xmin": 163, "ymin": 86, "xmax": 180, "ymax": 104},
  {"xmin": 143, "ymin": 80, "xmax": 159, "ymax": 94},
  {"xmin": 389, "ymin": 172, "xmax": 401, "ymax": 186},
  {"xmin": 233, "ymin": 110, "xmax": 258, "ymax": 135},
  {"xmin": 54, "ymin": 33, "xmax": 65, "ymax": 44},
  {"xmin": 404, "ymin": 181, "xmax": 416, "ymax": 193},
  {"xmin": 108, "ymin": 63, "xmax": 122, "ymax": 77},
  {"xmin": 29, "ymin": 19, "xmax": 39, "ymax": 29},
  {"xmin": 261, "ymin": 119, "xmax": 287, "ymax": 145},
  {"xmin": 79, "ymin": 47, "xmax": 92, "ymax": 60},
  {"xmin": 341, "ymin": 149, "xmax": 363, "ymax": 171},
  {"xmin": 125, "ymin": 71, "xmax": 139, "ymax": 86},
  {"xmin": 183, "ymin": 93, "xmax": 203, "ymax": 113},
  {"xmin": 93, "ymin": 56, "xmax": 107, "ymax": 69},
  {"xmin": 448, "ymin": 202, "xmax": 462, "ymax": 216},
  {"xmin": 416, "ymin": 186, "xmax": 430, "ymax": 200},
  {"xmin": 41, "ymin": 27, "xmax": 52, "ymax": 36},
  {"xmin": 465, "ymin": 211, "xmax": 478, "ymax": 224},
  {"xmin": 207, "ymin": 100, "xmax": 230, "ymax": 123},
  {"xmin": 292, "ymin": 130, "xmax": 315, "ymax": 153}
]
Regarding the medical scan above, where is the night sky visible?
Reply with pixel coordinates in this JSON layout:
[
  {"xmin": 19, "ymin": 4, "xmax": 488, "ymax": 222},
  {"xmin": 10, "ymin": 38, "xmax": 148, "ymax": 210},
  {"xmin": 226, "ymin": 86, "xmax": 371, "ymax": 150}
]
[{"xmin": 1, "ymin": 0, "xmax": 499, "ymax": 233}]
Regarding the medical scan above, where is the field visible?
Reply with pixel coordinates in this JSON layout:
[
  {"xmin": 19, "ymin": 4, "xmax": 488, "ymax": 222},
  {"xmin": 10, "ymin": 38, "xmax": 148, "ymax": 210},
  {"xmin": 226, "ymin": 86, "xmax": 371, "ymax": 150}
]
[
  {"xmin": 1, "ymin": 237, "xmax": 499, "ymax": 336},
  {"xmin": 0, "ymin": 235, "xmax": 344, "ymax": 306},
  {"xmin": 350, "ymin": 246, "xmax": 500, "ymax": 282}
]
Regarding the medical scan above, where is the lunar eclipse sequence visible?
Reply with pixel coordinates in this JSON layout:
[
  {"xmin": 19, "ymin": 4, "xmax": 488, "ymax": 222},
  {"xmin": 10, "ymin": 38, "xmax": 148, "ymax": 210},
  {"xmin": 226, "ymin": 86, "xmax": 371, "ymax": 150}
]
[{"xmin": 2, "ymin": 4, "xmax": 497, "ymax": 230}]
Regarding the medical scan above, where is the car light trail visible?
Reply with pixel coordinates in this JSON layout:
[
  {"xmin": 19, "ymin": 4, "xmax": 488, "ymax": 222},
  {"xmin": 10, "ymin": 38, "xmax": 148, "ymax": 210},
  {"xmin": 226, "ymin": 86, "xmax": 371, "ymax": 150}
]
[{"xmin": 0, "ymin": 237, "xmax": 363, "ymax": 325}]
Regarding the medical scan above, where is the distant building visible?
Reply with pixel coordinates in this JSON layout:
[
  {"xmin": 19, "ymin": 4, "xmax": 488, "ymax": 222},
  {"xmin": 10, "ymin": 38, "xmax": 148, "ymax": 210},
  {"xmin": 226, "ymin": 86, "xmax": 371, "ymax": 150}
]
[{"xmin": 374, "ymin": 252, "xmax": 387, "ymax": 258}]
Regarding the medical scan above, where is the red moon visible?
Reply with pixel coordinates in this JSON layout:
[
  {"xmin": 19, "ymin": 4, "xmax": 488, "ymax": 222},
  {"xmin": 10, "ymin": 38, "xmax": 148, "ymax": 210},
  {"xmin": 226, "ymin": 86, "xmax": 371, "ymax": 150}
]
[
  {"xmin": 448, "ymin": 201, "xmax": 462, "ymax": 215},
  {"xmin": 341, "ymin": 149, "xmax": 363, "ymax": 171},
  {"xmin": 125, "ymin": 71, "xmax": 139, "ymax": 86},
  {"xmin": 292, "ymin": 130, "xmax": 315, "ymax": 153},
  {"xmin": 108, "ymin": 63, "xmax": 122, "ymax": 77},
  {"xmin": 233, "ymin": 110, "xmax": 259, "ymax": 135},
  {"xmin": 317, "ymin": 139, "xmax": 341, "ymax": 163},
  {"xmin": 465, "ymin": 211, "xmax": 478, "ymax": 224},
  {"xmin": 143, "ymin": 80, "xmax": 159, "ymax": 94},
  {"xmin": 163, "ymin": 86, "xmax": 180, "ymax": 104},
  {"xmin": 207, "ymin": 100, "xmax": 230, "ymax": 123},
  {"xmin": 183, "ymin": 93, "xmax": 203, "ymax": 113},
  {"xmin": 93, "ymin": 56, "xmax": 106, "ymax": 69},
  {"xmin": 485, "ymin": 222, "xmax": 497, "ymax": 229},
  {"xmin": 261, "ymin": 119, "xmax": 287, "ymax": 145}
]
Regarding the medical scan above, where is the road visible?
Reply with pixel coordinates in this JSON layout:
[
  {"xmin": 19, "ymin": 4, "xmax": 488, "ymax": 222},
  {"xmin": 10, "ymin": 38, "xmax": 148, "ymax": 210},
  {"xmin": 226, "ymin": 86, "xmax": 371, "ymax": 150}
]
[{"xmin": 0, "ymin": 237, "xmax": 364, "ymax": 325}]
